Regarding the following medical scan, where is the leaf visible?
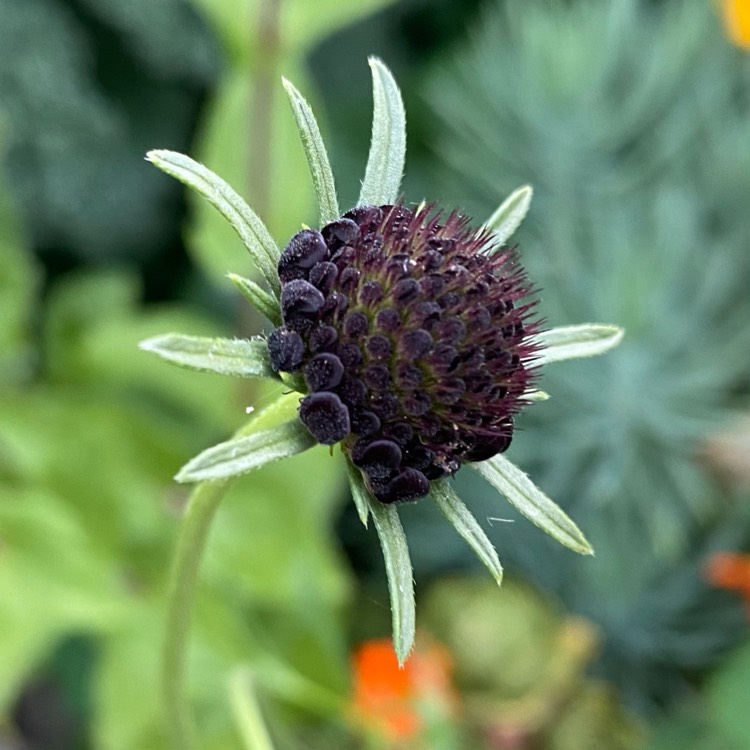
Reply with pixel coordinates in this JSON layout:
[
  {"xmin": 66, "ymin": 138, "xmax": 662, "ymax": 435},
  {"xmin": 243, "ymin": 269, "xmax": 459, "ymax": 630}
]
[
  {"xmin": 345, "ymin": 460, "xmax": 370, "ymax": 528},
  {"xmin": 534, "ymin": 324, "xmax": 624, "ymax": 365},
  {"xmin": 175, "ymin": 418, "xmax": 315, "ymax": 483},
  {"xmin": 139, "ymin": 333, "xmax": 277, "ymax": 380},
  {"xmin": 358, "ymin": 57, "xmax": 406, "ymax": 207},
  {"xmin": 146, "ymin": 150, "xmax": 280, "ymax": 295},
  {"xmin": 472, "ymin": 454, "xmax": 593, "ymax": 555},
  {"xmin": 282, "ymin": 78, "xmax": 339, "ymax": 226},
  {"xmin": 226, "ymin": 273, "xmax": 281, "ymax": 324},
  {"xmin": 483, "ymin": 185, "xmax": 533, "ymax": 247},
  {"xmin": 366, "ymin": 494, "xmax": 415, "ymax": 665},
  {"xmin": 430, "ymin": 480, "xmax": 503, "ymax": 585}
]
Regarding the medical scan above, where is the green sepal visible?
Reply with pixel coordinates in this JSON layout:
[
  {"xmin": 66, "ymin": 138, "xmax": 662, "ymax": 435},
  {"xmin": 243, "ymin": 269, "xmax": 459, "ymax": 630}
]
[
  {"xmin": 536, "ymin": 324, "xmax": 625, "ymax": 365},
  {"xmin": 175, "ymin": 418, "xmax": 315, "ymax": 483},
  {"xmin": 146, "ymin": 150, "xmax": 281, "ymax": 295},
  {"xmin": 139, "ymin": 333, "xmax": 277, "ymax": 380},
  {"xmin": 358, "ymin": 57, "xmax": 406, "ymax": 207},
  {"xmin": 226, "ymin": 273, "xmax": 282, "ymax": 325},
  {"xmin": 472, "ymin": 454, "xmax": 593, "ymax": 555},
  {"xmin": 524, "ymin": 389, "xmax": 550, "ymax": 402},
  {"xmin": 483, "ymin": 184, "xmax": 533, "ymax": 248},
  {"xmin": 282, "ymin": 77, "xmax": 339, "ymax": 226},
  {"xmin": 345, "ymin": 460, "xmax": 370, "ymax": 528},
  {"xmin": 430, "ymin": 479, "xmax": 503, "ymax": 585},
  {"xmin": 365, "ymin": 493, "xmax": 415, "ymax": 665}
]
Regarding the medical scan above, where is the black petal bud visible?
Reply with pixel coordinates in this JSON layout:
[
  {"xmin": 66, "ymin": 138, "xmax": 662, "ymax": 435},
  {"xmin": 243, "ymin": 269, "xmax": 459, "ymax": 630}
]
[
  {"xmin": 299, "ymin": 392, "xmax": 350, "ymax": 444},
  {"xmin": 269, "ymin": 203, "xmax": 539, "ymax": 503}
]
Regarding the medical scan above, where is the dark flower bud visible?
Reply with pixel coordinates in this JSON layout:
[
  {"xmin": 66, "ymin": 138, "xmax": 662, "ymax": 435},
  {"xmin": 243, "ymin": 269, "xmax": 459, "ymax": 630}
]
[
  {"xmin": 281, "ymin": 279, "xmax": 325, "ymax": 320},
  {"xmin": 343, "ymin": 312, "xmax": 369, "ymax": 339},
  {"xmin": 268, "ymin": 202, "xmax": 539, "ymax": 503},
  {"xmin": 304, "ymin": 353, "xmax": 345, "ymax": 392},
  {"xmin": 308, "ymin": 324, "xmax": 338, "ymax": 353},
  {"xmin": 278, "ymin": 229, "xmax": 329, "ymax": 282},
  {"xmin": 309, "ymin": 261, "xmax": 338, "ymax": 295},
  {"xmin": 399, "ymin": 329, "xmax": 433, "ymax": 359},
  {"xmin": 267, "ymin": 327, "xmax": 304, "ymax": 372},
  {"xmin": 321, "ymin": 218, "xmax": 360, "ymax": 248},
  {"xmin": 299, "ymin": 392, "xmax": 350, "ymax": 444},
  {"xmin": 377, "ymin": 468, "xmax": 430, "ymax": 504},
  {"xmin": 352, "ymin": 438, "xmax": 403, "ymax": 479}
]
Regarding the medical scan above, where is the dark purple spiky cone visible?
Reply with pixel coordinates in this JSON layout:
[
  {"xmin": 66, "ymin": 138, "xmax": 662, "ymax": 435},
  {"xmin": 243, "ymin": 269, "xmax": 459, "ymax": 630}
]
[{"xmin": 267, "ymin": 203, "xmax": 540, "ymax": 503}]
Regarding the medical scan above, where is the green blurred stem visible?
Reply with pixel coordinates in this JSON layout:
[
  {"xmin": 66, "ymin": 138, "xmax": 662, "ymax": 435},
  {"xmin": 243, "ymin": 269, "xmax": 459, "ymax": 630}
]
[
  {"xmin": 249, "ymin": 0, "xmax": 282, "ymax": 219},
  {"xmin": 162, "ymin": 478, "xmax": 232, "ymax": 750},
  {"xmin": 229, "ymin": 668, "xmax": 276, "ymax": 750}
]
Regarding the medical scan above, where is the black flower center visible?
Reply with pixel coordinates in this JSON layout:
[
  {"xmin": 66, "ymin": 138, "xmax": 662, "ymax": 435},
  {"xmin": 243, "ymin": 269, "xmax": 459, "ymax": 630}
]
[{"xmin": 268, "ymin": 203, "xmax": 539, "ymax": 503}]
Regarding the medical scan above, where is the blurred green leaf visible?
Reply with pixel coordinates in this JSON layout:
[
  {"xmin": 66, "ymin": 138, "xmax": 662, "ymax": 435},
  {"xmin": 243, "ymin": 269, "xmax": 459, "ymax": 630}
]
[
  {"xmin": 0, "ymin": 486, "xmax": 130, "ymax": 707},
  {"xmin": 709, "ymin": 640, "xmax": 750, "ymax": 746},
  {"xmin": 0, "ymin": 168, "xmax": 37, "ymax": 381}
]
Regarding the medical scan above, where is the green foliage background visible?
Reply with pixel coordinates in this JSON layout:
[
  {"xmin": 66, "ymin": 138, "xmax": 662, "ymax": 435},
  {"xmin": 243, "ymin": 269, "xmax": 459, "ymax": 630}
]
[{"xmin": 1, "ymin": 0, "xmax": 749, "ymax": 748}]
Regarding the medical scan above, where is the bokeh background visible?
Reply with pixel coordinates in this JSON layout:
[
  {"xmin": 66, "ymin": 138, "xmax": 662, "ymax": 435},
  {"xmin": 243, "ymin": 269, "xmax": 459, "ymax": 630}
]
[{"xmin": 1, "ymin": 0, "xmax": 750, "ymax": 748}]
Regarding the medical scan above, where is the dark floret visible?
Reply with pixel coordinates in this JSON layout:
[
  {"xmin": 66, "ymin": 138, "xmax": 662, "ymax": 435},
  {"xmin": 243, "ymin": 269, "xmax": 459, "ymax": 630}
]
[{"xmin": 268, "ymin": 203, "xmax": 539, "ymax": 503}]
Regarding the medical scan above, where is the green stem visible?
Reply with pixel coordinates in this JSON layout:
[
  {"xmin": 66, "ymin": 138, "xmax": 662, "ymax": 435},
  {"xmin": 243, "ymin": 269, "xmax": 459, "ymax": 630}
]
[
  {"xmin": 162, "ymin": 478, "xmax": 232, "ymax": 750},
  {"xmin": 228, "ymin": 668, "xmax": 276, "ymax": 750},
  {"xmin": 161, "ymin": 394, "xmax": 302, "ymax": 749}
]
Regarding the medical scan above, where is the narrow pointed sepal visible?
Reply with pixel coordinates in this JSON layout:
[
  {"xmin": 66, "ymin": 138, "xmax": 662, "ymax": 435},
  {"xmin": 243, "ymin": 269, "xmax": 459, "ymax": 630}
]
[
  {"xmin": 175, "ymin": 419, "xmax": 316, "ymax": 483},
  {"xmin": 146, "ymin": 150, "xmax": 281, "ymax": 295},
  {"xmin": 282, "ymin": 77, "xmax": 339, "ymax": 226},
  {"xmin": 472, "ymin": 454, "xmax": 593, "ymax": 555},
  {"xmin": 226, "ymin": 273, "xmax": 282, "ymax": 325},
  {"xmin": 366, "ymin": 493, "xmax": 416, "ymax": 665},
  {"xmin": 535, "ymin": 324, "xmax": 624, "ymax": 365},
  {"xmin": 358, "ymin": 57, "xmax": 406, "ymax": 207},
  {"xmin": 346, "ymin": 460, "xmax": 370, "ymax": 528},
  {"xmin": 139, "ymin": 333, "xmax": 277, "ymax": 380},
  {"xmin": 430, "ymin": 479, "xmax": 503, "ymax": 585},
  {"xmin": 483, "ymin": 185, "xmax": 533, "ymax": 247}
]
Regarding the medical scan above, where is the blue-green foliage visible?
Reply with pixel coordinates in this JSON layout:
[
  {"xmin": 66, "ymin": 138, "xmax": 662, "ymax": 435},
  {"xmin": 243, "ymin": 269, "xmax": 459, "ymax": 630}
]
[
  {"xmin": 423, "ymin": 0, "xmax": 750, "ymax": 706},
  {"xmin": 0, "ymin": 0, "xmax": 218, "ymax": 264}
]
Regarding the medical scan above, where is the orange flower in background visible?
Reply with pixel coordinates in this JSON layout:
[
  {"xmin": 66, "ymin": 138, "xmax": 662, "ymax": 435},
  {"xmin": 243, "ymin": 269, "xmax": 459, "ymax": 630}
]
[
  {"xmin": 720, "ymin": 0, "xmax": 750, "ymax": 49},
  {"xmin": 352, "ymin": 638, "xmax": 457, "ymax": 743},
  {"xmin": 705, "ymin": 552, "xmax": 750, "ymax": 617}
]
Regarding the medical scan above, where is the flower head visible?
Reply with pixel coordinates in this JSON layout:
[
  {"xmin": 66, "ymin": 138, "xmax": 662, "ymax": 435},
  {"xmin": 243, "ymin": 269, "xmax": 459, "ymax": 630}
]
[
  {"xmin": 142, "ymin": 58, "xmax": 623, "ymax": 663},
  {"xmin": 270, "ymin": 202, "xmax": 538, "ymax": 503}
]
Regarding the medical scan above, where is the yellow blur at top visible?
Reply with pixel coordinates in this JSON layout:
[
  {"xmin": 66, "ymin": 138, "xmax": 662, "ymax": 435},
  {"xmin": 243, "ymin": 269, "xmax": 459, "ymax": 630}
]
[{"xmin": 721, "ymin": 0, "xmax": 750, "ymax": 49}]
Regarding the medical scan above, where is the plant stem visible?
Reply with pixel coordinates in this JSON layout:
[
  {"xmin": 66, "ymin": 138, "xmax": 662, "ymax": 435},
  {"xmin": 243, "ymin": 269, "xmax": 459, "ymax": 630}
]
[
  {"xmin": 249, "ymin": 0, "xmax": 283, "ymax": 221},
  {"xmin": 228, "ymin": 668, "xmax": 276, "ymax": 750},
  {"xmin": 162, "ymin": 479, "xmax": 232, "ymax": 750},
  {"xmin": 161, "ymin": 396, "xmax": 301, "ymax": 749}
]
